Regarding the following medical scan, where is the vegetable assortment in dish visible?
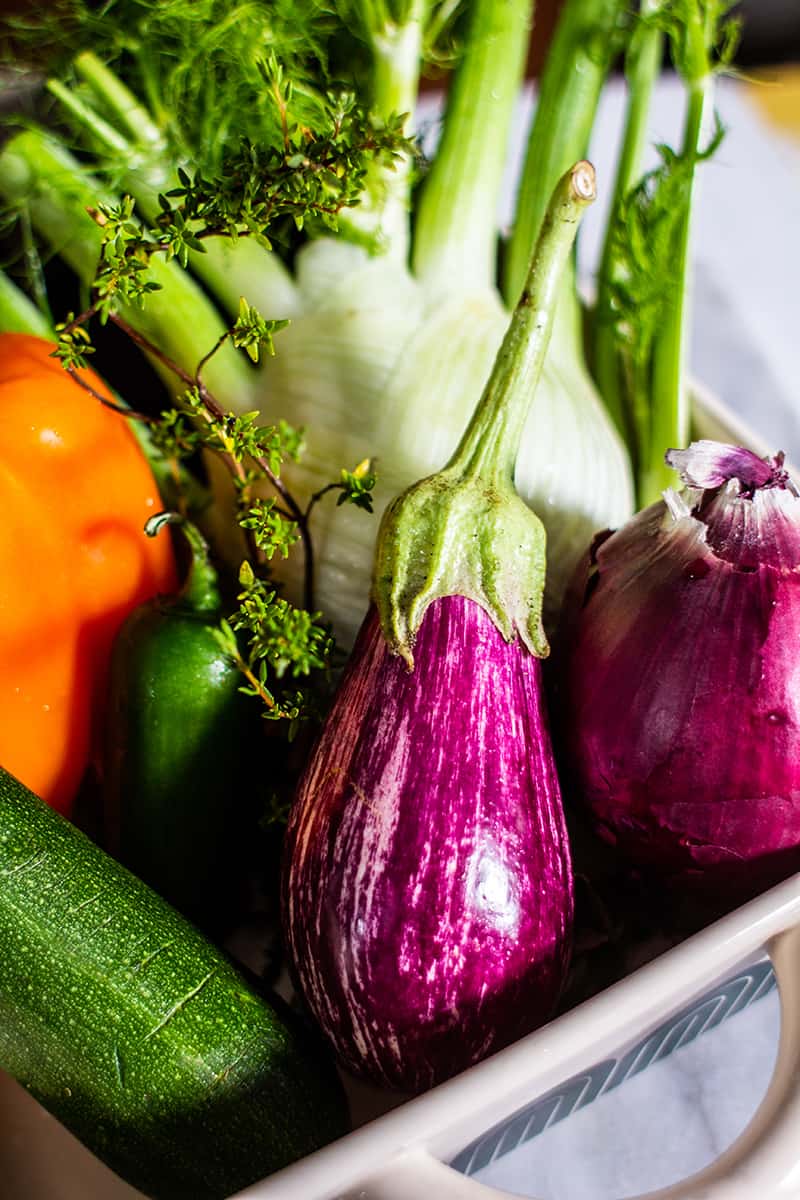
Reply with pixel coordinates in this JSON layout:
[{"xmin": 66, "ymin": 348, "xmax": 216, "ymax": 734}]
[
  {"xmin": 0, "ymin": 0, "xmax": 733, "ymax": 636},
  {"xmin": 0, "ymin": 0, "xmax": 781, "ymax": 1192},
  {"xmin": 0, "ymin": 0, "xmax": 634, "ymax": 644}
]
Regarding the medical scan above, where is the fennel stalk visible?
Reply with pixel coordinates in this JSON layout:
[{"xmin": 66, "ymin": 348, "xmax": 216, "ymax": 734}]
[{"xmin": 590, "ymin": 0, "xmax": 740, "ymax": 507}]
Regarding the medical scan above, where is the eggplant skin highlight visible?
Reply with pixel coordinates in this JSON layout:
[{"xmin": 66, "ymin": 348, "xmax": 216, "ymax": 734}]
[{"xmin": 282, "ymin": 594, "xmax": 573, "ymax": 1094}]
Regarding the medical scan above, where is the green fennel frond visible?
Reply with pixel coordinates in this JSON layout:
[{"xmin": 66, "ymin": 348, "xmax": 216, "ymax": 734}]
[
  {"xmin": 591, "ymin": 0, "xmax": 737, "ymax": 501},
  {"xmin": 599, "ymin": 117, "xmax": 724, "ymax": 430},
  {"xmin": 4, "ymin": 0, "xmax": 339, "ymax": 174},
  {"xmin": 645, "ymin": 0, "xmax": 740, "ymax": 81}
]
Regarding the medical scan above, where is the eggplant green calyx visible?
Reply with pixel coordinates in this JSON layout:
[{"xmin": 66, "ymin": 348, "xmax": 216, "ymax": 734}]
[
  {"xmin": 373, "ymin": 161, "xmax": 596, "ymax": 668},
  {"xmin": 145, "ymin": 511, "xmax": 221, "ymax": 614},
  {"xmin": 374, "ymin": 470, "xmax": 549, "ymax": 668}
]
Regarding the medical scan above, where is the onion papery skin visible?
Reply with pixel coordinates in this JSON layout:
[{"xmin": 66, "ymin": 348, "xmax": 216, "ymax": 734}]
[
  {"xmin": 561, "ymin": 477, "xmax": 800, "ymax": 900},
  {"xmin": 282, "ymin": 595, "xmax": 573, "ymax": 1093}
]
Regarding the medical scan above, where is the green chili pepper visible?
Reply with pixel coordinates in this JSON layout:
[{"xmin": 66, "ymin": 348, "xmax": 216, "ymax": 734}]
[{"xmin": 104, "ymin": 512, "xmax": 259, "ymax": 927}]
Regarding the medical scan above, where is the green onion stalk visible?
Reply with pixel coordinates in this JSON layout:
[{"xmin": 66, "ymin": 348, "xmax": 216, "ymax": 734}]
[
  {"xmin": 646, "ymin": 5, "xmax": 717, "ymax": 506},
  {"xmin": 591, "ymin": 1, "xmax": 665, "ymax": 448}
]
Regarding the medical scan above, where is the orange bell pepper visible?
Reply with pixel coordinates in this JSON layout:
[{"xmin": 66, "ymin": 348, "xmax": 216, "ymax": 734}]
[{"xmin": 0, "ymin": 333, "xmax": 177, "ymax": 816}]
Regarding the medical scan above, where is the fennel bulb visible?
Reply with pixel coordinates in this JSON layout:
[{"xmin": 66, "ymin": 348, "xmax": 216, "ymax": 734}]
[
  {"xmin": 262, "ymin": 239, "xmax": 632, "ymax": 645},
  {"xmin": 247, "ymin": 0, "xmax": 636, "ymax": 644}
]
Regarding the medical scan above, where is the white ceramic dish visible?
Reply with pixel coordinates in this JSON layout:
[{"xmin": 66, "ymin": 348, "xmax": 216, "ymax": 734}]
[
  {"xmin": 2, "ymin": 391, "xmax": 797, "ymax": 1200},
  {"xmin": 236, "ymin": 879, "xmax": 800, "ymax": 1200}
]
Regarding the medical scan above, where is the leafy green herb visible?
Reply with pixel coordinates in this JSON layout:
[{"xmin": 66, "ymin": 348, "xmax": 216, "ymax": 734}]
[
  {"xmin": 232, "ymin": 298, "xmax": 289, "ymax": 363},
  {"xmin": 52, "ymin": 317, "xmax": 95, "ymax": 371},
  {"xmin": 154, "ymin": 92, "xmax": 411, "ymax": 245},
  {"xmin": 260, "ymin": 790, "xmax": 293, "ymax": 830},
  {"xmin": 239, "ymin": 499, "xmax": 300, "ymax": 560},
  {"xmin": 215, "ymin": 561, "xmax": 333, "ymax": 726},
  {"xmin": 336, "ymin": 460, "xmax": 377, "ymax": 511},
  {"xmin": 591, "ymin": 0, "xmax": 740, "ymax": 504},
  {"xmin": 3, "ymin": 0, "xmax": 340, "ymax": 173},
  {"xmin": 305, "ymin": 458, "xmax": 378, "ymax": 516},
  {"xmin": 146, "ymin": 407, "xmax": 205, "ymax": 464},
  {"xmin": 46, "ymin": 201, "xmax": 377, "ymax": 722}
]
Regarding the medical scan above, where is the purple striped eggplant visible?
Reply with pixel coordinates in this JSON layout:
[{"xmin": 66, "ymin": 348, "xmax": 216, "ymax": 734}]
[
  {"xmin": 282, "ymin": 163, "xmax": 596, "ymax": 1091},
  {"xmin": 283, "ymin": 595, "xmax": 571, "ymax": 1091}
]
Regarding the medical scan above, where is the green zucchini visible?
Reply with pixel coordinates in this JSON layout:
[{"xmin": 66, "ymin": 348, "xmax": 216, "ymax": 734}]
[{"xmin": 0, "ymin": 765, "xmax": 348, "ymax": 1200}]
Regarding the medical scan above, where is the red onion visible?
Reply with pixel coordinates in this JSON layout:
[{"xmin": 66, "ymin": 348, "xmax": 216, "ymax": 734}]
[{"xmin": 560, "ymin": 439, "xmax": 800, "ymax": 900}]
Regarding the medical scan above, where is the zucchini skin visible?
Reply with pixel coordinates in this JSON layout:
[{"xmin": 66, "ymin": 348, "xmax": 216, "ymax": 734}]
[{"xmin": 0, "ymin": 766, "xmax": 348, "ymax": 1200}]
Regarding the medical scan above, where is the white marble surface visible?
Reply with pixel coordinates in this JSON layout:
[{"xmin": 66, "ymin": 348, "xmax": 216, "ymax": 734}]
[{"xmin": 473, "ymin": 987, "xmax": 781, "ymax": 1198}]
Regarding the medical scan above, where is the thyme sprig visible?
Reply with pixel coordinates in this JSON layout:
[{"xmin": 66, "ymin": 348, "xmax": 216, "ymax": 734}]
[
  {"xmin": 4, "ymin": 2, "xmax": 402, "ymax": 724},
  {"xmin": 57, "ymin": 299, "xmax": 375, "ymax": 717},
  {"xmin": 306, "ymin": 459, "xmax": 378, "ymax": 516},
  {"xmin": 154, "ymin": 85, "xmax": 410, "ymax": 245},
  {"xmin": 52, "ymin": 201, "xmax": 376, "ymax": 725},
  {"xmin": 215, "ymin": 562, "xmax": 334, "ymax": 729}
]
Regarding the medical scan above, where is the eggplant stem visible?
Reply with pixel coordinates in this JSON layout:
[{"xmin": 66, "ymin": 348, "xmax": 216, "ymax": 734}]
[{"xmin": 450, "ymin": 162, "xmax": 596, "ymax": 488}]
